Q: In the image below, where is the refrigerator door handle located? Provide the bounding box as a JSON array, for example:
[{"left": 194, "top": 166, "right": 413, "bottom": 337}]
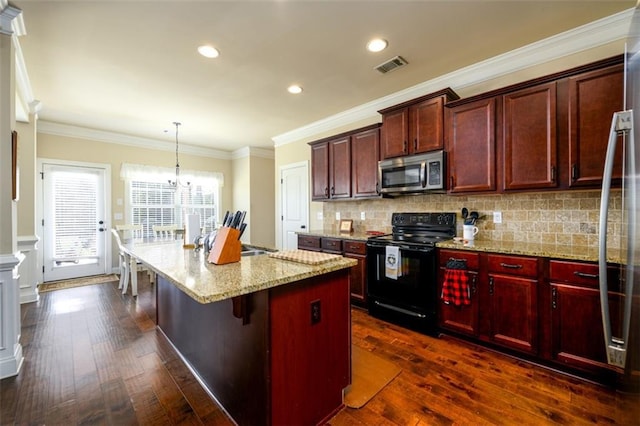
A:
[{"left": 598, "top": 110, "right": 635, "bottom": 369}]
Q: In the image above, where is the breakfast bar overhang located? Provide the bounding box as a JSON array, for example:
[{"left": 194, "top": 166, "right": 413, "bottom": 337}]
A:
[{"left": 124, "top": 240, "right": 357, "bottom": 426}]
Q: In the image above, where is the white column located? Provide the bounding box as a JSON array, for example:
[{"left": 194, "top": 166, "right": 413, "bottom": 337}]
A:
[{"left": 0, "top": 2, "right": 24, "bottom": 379}]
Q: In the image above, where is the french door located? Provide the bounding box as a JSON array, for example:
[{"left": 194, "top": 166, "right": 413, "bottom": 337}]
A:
[{"left": 41, "top": 161, "right": 109, "bottom": 281}]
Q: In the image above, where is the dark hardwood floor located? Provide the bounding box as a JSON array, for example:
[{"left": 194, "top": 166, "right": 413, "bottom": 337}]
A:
[{"left": 1, "top": 273, "right": 638, "bottom": 425}]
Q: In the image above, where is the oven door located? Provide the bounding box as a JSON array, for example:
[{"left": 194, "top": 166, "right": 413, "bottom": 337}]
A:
[{"left": 366, "top": 241, "right": 438, "bottom": 327}]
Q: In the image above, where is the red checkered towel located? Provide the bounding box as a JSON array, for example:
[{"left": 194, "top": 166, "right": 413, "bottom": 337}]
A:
[{"left": 441, "top": 269, "right": 471, "bottom": 306}]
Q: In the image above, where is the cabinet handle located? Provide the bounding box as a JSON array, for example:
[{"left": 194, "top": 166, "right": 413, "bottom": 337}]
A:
[
  {"left": 499, "top": 262, "right": 523, "bottom": 269},
  {"left": 551, "top": 287, "right": 557, "bottom": 309},
  {"left": 571, "top": 164, "right": 578, "bottom": 182},
  {"left": 325, "top": 187, "right": 329, "bottom": 197},
  {"left": 414, "top": 139, "right": 418, "bottom": 151},
  {"left": 574, "top": 271, "right": 598, "bottom": 279},
  {"left": 450, "top": 175, "right": 454, "bottom": 189},
  {"left": 403, "top": 140, "right": 408, "bottom": 153},
  {"left": 331, "top": 186, "right": 335, "bottom": 196},
  {"left": 375, "top": 182, "right": 380, "bottom": 194},
  {"left": 489, "top": 277, "right": 494, "bottom": 295},
  {"left": 448, "top": 257, "right": 468, "bottom": 263},
  {"left": 551, "top": 165, "right": 556, "bottom": 182},
  {"left": 471, "top": 274, "right": 477, "bottom": 294}
]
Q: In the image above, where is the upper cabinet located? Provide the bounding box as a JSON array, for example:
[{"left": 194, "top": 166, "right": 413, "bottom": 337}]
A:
[
  {"left": 445, "top": 55, "right": 623, "bottom": 194},
  {"left": 565, "top": 63, "right": 624, "bottom": 188},
  {"left": 309, "top": 124, "right": 381, "bottom": 201},
  {"left": 503, "top": 82, "right": 558, "bottom": 191},
  {"left": 445, "top": 97, "right": 497, "bottom": 193},
  {"left": 379, "top": 88, "right": 459, "bottom": 159}
]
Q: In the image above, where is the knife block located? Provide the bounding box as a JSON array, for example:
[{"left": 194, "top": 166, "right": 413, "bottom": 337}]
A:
[{"left": 208, "top": 227, "right": 241, "bottom": 265}]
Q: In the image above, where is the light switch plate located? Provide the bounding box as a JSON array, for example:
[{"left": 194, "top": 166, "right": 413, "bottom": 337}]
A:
[
  {"left": 360, "top": 211, "right": 366, "bottom": 220},
  {"left": 316, "top": 211, "right": 323, "bottom": 220},
  {"left": 493, "top": 211, "right": 502, "bottom": 224},
  {"left": 114, "top": 212, "right": 123, "bottom": 220},
  {"left": 335, "top": 212, "right": 341, "bottom": 221}
]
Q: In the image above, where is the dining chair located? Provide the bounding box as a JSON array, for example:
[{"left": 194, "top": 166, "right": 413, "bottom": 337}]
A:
[
  {"left": 152, "top": 224, "right": 182, "bottom": 239},
  {"left": 111, "top": 228, "right": 131, "bottom": 294},
  {"left": 115, "top": 224, "right": 143, "bottom": 239}
]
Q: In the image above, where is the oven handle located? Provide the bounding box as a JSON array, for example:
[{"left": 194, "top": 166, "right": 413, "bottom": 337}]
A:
[{"left": 373, "top": 300, "right": 427, "bottom": 319}]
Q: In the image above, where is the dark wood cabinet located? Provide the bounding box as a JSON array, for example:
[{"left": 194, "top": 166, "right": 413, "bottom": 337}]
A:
[
  {"left": 438, "top": 249, "right": 480, "bottom": 337},
  {"left": 351, "top": 126, "right": 381, "bottom": 198},
  {"left": 548, "top": 260, "right": 622, "bottom": 376},
  {"left": 297, "top": 234, "right": 321, "bottom": 251},
  {"left": 445, "top": 97, "right": 497, "bottom": 193},
  {"left": 310, "top": 143, "right": 330, "bottom": 200},
  {"left": 310, "top": 136, "right": 350, "bottom": 200},
  {"left": 566, "top": 63, "right": 624, "bottom": 188},
  {"left": 487, "top": 254, "right": 539, "bottom": 355},
  {"left": 503, "top": 82, "right": 558, "bottom": 191},
  {"left": 297, "top": 234, "right": 368, "bottom": 306},
  {"left": 309, "top": 124, "right": 380, "bottom": 201},
  {"left": 343, "top": 240, "right": 368, "bottom": 306},
  {"left": 379, "top": 88, "right": 458, "bottom": 159}
]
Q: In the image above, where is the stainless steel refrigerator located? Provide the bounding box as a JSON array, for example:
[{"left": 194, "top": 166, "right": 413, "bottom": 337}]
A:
[{"left": 598, "top": 0, "right": 640, "bottom": 388}]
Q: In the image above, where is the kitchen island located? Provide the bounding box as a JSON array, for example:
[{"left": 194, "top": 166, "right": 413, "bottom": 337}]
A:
[{"left": 124, "top": 240, "right": 357, "bottom": 426}]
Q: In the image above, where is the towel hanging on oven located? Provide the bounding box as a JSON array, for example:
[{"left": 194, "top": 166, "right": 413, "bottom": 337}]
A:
[
  {"left": 385, "top": 245, "right": 401, "bottom": 280},
  {"left": 441, "top": 258, "right": 471, "bottom": 306}
]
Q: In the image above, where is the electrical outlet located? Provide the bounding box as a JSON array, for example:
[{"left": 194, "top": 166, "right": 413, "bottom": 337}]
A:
[
  {"left": 361, "top": 211, "right": 366, "bottom": 220},
  {"left": 493, "top": 211, "right": 503, "bottom": 224},
  {"left": 316, "top": 211, "right": 323, "bottom": 221},
  {"left": 114, "top": 212, "right": 123, "bottom": 220},
  {"left": 310, "top": 300, "right": 321, "bottom": 325},
  {"left": 335, "top": 212, "right": 341, "bottom": 221}
]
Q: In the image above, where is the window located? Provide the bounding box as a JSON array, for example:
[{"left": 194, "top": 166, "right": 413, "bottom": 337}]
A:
[{"left": 120, "top": 163, "right": 223, "bottom": 238}]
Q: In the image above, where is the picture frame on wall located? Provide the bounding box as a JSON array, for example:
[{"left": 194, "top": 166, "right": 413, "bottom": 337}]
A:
[{"left": 11, "top": 130, "right": 18, "bottom": 201}]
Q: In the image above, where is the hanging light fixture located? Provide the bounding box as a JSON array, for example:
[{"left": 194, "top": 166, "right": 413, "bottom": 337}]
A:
[{"left": 168, "top": 121, "right": 190, "bottom": 188}]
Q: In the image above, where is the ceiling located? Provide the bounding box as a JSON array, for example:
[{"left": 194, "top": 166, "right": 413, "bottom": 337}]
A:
[{"left": 12, "top": 0, "right": 636, "bottom": 153}]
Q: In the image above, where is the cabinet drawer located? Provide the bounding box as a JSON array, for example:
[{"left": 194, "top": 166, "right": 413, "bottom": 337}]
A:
[
  {"left": 343, "top": 240, "right": 366, "bottom": 255},
  {"left": 549, "top": 260, "right": 619, "bottom": 290},
  {"left": 321, "top": 238, "right": 343, "bottom": 253},
  {"left": 487, "top": 254, "right": 538, "bottom": 278},
  {"left": 297, "top": 235, "right": 321, "bottom": 251},
  {"left": 438, "top": 249, "right": 479, "bottom": 270}
]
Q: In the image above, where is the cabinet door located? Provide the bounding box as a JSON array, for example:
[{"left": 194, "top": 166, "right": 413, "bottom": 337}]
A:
[
  {"left": 410, "top": 96, "right": 444, "bottom": 153},
  {"left": 438, "top": 250, "right": 480, "bottom": 337},
  {"left": 445, "top": 97, "right": 497, "bottom": 193},
  {"left": 329, "top": 137, "right": 351, "bottom": 199},
  {"left": 567, "top": 64, "right": 624, "bottom": 187},
  {"left": 550, "top": 283, "right": 610, "bottom": 372},
  {"left": 351, "top": 127, "right": 380, "bottom": 198},
  {"left": 489, "top": 274, "right": 538, "bottom": 354},
  {"left": 503, "top": 82, "right": 558, "bottom": 190},
  {"left": 344, "top": 240, "right": 367, "bottom": 305},
  {"left": 381, "top": 108, "right": 409, "bottom": 159},
  {"left": 311, "top": 143, "right": 329, "bottom": 200},
  {"left": 298, "top": 234, "right": 321, "bottom": 251}
]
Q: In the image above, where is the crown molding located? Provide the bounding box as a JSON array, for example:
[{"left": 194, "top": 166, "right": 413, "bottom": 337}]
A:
[
  {"left": 272, "top": 7, "right": 633, "bottom": 147},
  {"left": 231, "top": 146, "right": 275, "bottom": 160},
  {"left": 37, "top": 120, "right": 233, "bottom": 160}
]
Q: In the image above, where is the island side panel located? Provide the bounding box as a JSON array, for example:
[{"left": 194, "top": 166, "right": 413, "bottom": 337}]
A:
[
  {"left": 269, "top": 270, "right": 351, "bottom": 425},
  {"left": 156, "top": 276, "right": 269, "bottom": 426}
]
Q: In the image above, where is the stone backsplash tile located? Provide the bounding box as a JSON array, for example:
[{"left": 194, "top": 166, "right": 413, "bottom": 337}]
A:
[{"left": 321, "top": 190, "right": 622, "bottom": 248}]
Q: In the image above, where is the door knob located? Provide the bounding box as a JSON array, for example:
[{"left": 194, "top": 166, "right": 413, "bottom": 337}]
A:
[{"left": 300, "top": 225, "right": 306, "bottom": 229}]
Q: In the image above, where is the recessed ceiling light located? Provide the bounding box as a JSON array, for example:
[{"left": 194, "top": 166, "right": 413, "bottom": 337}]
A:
[
  {"left": 288, "top": 85, "right": 303, "bottom": 94},
  {"left": 367, "top": 38, "right": 388, "bottom": 53},
  {"left": 198, "top": 45, "right": 219, "bottom": 58}
]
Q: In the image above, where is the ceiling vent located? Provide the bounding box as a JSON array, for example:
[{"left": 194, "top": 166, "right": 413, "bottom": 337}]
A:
[{"left": 374, "top": 56, "right": 408, "bottom": 74}]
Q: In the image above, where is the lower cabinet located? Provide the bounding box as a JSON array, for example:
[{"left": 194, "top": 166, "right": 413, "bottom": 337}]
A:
[
  {"left": 438, "top": 248, "right": 638, "bottom": 383},
  {"left": 297, "top": 234, "right": 367, "bottom": 306},
  {"left": 438, "top": 249, "right": 480, "bottom": 337},
  {"left": 487, "top": 254, "right": 539, "bottom": 355}
]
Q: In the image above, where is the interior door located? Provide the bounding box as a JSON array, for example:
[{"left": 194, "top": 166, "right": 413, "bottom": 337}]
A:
[
  {"left": 280, "top": 162, "right": 308, "bottom": 250},
  {"left": 42, "top": 162, "right": 108, "bottom": 281}
]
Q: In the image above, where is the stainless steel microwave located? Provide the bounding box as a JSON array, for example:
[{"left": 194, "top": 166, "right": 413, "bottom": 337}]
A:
[{"left": 378, "top": 150, "right": 445, "bottom": 194}]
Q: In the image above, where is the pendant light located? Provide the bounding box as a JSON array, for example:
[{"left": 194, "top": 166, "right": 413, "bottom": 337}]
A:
[{"left": 168, "top": 121, "right": 190, "bottom": 188}]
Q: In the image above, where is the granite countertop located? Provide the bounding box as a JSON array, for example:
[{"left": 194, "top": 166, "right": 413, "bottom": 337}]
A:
[
  {"left": 123, "top": 240, "right": 357, "bottom": 304},
  {"left": 437, "top": 239, "right": 624, "bottom": 264}
]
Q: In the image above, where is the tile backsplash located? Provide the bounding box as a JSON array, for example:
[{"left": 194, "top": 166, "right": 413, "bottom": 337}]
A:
[{"left": 321, "top": 190, "right": 623, "bottom": 248}]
